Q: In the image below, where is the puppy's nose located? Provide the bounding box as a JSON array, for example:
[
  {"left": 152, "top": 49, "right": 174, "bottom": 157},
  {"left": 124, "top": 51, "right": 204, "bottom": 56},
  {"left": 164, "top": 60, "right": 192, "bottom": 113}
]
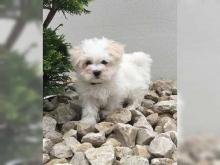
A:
[{"left": 93, "top": 70, "right": 101, "bottom": 77}]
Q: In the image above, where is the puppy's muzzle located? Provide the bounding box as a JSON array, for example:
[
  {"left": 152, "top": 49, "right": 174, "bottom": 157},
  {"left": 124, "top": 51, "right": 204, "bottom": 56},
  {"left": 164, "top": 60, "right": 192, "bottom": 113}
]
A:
[{"left": 93, "top": 70, "right": 101, "bottom": 78}]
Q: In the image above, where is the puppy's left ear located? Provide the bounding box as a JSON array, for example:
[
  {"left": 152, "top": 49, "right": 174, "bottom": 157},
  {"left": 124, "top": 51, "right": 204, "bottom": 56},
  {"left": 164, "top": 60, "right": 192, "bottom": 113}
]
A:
[{"left": 107, "top": 41, "right": 125, "bottom": 60}]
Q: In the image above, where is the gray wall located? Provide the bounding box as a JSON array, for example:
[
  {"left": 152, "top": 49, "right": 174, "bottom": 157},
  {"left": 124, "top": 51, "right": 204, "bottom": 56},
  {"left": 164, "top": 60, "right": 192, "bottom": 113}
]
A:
[
  {"left": 50, "top": 0, "right": 177, "bottom": 80},
  {"left": 178, "top": 0, "right": 220, "bottom": 137}
]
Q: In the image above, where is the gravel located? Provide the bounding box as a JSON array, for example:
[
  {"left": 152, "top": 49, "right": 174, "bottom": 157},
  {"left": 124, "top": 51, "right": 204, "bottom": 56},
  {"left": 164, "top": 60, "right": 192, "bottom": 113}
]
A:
[{"left": 43, "top": 80, "right": 177, "bottom": 164}]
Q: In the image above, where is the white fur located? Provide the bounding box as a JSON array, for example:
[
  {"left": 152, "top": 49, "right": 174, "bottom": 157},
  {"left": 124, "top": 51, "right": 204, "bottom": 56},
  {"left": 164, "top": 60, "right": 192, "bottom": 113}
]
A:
[{"left": 70, "top": 37, "right": 152, "bottom": 124}]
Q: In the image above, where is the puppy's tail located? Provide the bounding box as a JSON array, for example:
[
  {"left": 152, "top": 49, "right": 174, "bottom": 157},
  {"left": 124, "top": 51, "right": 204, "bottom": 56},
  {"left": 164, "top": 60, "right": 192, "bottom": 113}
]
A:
[
  {"left": 131, "top": 52, "right": 152, "bottom": 68},
  {"left": 127, "top": 51, "right": 152, "bottom": 82}
]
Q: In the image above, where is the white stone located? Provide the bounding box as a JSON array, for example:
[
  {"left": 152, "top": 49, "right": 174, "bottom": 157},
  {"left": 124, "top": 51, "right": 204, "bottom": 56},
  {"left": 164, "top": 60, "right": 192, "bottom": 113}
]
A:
[
  {"left": 133, "top": 145, "right": 151, "bottom": 159},
  {"left": 63, "top": 129, "right": 77, "bottom": 139},
  {"left": 95, "top": 122, "right": 115, "bottom": 135},
  {"left": 153, "top": 100, "right": 177, "bottom": 114},
  {"left": 43, "top": 138, "right": 54, "bottom": 154},
  {"left": 50, "top": 142, "right": 73, "bottom": 158},
  {"left": 106, "top": 108, "right": 132, "bottom": 124},
  {"left": 43, "top": 153, "right": 50, "bottom": 164},
  {"left": 43, "top": 116, "right": 57, "bottom": 135},
  {"left": 70, "top": 152, "right": 89, "bottom": 165},
  {"left": 136, "top": 128, "right": 156, "bottom": 145},
  {"left": 151, "top": 158, "right": 175, "bottom": 165},
  {"left": 81, "top": 132, "right": 106, "bottom": 147},
  {"left": 120, "top": 156, "right": 149, "bottom": 165},
  {"left": 114, "top": 123, "right": 138, "bottom": 147},
  {"left": 85, "top": 145, "right": 115, "bottom": 165},
  {"left": 149, "top": 136, "right": 176, "bottom": 158},
  {"left": 115, "top": 146, "right": 133, "bottom": 159},
  {"left": 45, "top": 130, "right": 63, "bottom": 143}
]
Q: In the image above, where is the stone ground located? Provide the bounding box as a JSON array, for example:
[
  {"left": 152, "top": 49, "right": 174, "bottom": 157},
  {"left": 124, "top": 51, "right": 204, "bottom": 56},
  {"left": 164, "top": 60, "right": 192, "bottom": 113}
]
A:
[{"left": 43, "top": 80, "right": 177, "bottom": 165}]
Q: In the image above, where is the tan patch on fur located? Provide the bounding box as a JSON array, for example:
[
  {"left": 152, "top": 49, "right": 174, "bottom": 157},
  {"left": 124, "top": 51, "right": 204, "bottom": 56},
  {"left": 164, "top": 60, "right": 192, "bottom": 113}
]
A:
[
  {"left": 107, "top": 41, "right": 124, "bottom": 61},
  {"left": 69, "top": 46, "right": 83, "bottom": 68}
]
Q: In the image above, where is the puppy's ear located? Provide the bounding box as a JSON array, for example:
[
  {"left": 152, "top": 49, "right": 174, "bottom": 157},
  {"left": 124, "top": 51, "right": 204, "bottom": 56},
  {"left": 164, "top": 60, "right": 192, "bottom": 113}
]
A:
[
  {"left": 69, "top": 46, "right": 83, "bottom": 69},
  {"left": 107, "top": 41, "right": 125, "bottom": 61}
]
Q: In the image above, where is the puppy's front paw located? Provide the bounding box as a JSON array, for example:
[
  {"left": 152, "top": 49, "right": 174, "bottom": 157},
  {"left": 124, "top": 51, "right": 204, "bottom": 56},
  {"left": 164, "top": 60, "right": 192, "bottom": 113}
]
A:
[{"left": 80, "top": 116, "right": 97, "bottom": 125}]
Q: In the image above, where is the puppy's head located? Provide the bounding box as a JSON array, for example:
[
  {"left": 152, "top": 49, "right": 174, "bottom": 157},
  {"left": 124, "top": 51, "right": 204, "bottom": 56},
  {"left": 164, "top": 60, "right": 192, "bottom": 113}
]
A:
[{"left": 70, "top": 38, "right": 124, "bottom": 84}]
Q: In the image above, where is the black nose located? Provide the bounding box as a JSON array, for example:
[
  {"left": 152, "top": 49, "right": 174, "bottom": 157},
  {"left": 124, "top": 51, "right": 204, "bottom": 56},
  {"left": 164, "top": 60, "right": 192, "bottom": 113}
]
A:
[{"left": 93, "top": 70, "right": 101, "bottom": 77}]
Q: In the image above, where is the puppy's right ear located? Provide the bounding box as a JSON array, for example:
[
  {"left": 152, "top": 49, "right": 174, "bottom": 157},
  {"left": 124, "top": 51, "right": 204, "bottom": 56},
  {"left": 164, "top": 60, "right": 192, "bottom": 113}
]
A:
[{"left": 69, "top": 46, "right": 83, "bottom": 69}]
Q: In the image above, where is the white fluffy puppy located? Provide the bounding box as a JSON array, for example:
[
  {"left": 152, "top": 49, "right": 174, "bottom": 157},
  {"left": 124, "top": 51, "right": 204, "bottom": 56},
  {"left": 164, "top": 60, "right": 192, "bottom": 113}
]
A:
[{"left": 70, "top": 37, "right": 152, "bottom": 124}]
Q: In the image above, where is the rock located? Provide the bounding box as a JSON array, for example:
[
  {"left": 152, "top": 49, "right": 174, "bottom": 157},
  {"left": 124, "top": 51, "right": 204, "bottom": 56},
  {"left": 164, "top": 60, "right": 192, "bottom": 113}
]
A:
[
  {"left": 130, "top": 109, "right": 145, "bottom": 122},
  {"left": 50, "top": 142, "right": 73, "bottom": 158},
  {"left": 157, "top": 116, "right": 173, "bottom": 127},
  {"left": 142, "top": 99, "right": 155, "bottom": 109},
  {"left": 115, "top": 146, "right": 133, "bottom": 159},
  {"left": 169, "top": 95, "right": 177, "bottom": 101},
  {"left": 81, "top": 132, "right": 106, "bottom": 147},
  {"left": 113, "top": 160, "right": 120, "bottom": 165},
  {"left": 43, "top": 138, "right": 54, "bottom": 154},
  {"left": 102, "top": 138, "right": 122, "bottom": 147},
  {"left": 171, "top": 150, "right": 177, "bottom": 161},
  {"left": 133, "top": 145, "right": 151, "bottom": 159},
  {"left": 120, "top": 155, "right": 149, "bottom": 165},
  {"left": 158, "top": 96, "right": 171, "bottom": 101},
  {"left": 146, "top": 113, "right": 159, "bottom": 126},
  {"left": 64, "top": 90, "right": 79, "bottom": 100},
  {"left": 106, "top": 108, "right": 132, "bottom": 124},
  {"left": 70, "top": 152, "right": 89, "bottom": 165},
  {"left": 149, "top": 136, "right": 176, "bottom": 158},
  {"left": 63, "top": 129, "right": 77, "bottom": 139},
  {"left": 165, "top": 131, "right": 177, "bottom": 146},
  {"left": 62, "top": 121, "right": 78, "bottom": 133},
  {"left": 43, "top": 96, "right": 58, "bottom": 111},
  {"left": 85, "top": 145, "right": 115, "bottom": 165},
  {"left": 144, "top": 90, "right": 159, "bottom": 103},
  {"left": 55, "top": 103, "right": 76, "bottom": 124},
  {"left": 163, "top": 119, "right": 177, "bottom": 132},
  {"left": 45, "top": 158, "right": 67, "bottom": 165},
  {"left": 142, "top": 108, "right": 155, "bottom": 117},
  {"left": 136, "top": 128, "right": 155, "bottom": 145},
  {"left": 43, "top": 153, "right": 50, "bottom": 164},
  {"left": 114, "top": 123, "right": 138, "bottom": 147},
  {"left": 173, "top": 113, "right": 177, "bottom": 120},
  {"left": 152, "top": 80, "right": 175, "bottom": 96},
  {"left": 151, "top": 158, "right": 174, "bottom": 165},
  {"left": 74, "top": 142, "right": 94, "bottom": 153},
  {"left": 95, "top": 122, "right": 115, "bottom": 135},
  {"left": 155, "top": 126, "right": 163, "bottom": 134},
  {"left": 77, "top": 122, "right": 95, "bottom": 137},
  {"left": 63, "top": 137, "right": 80, "bottom": 153},
  {"left": 43, "top": 116, "right": 57, "bottom": 135},
  {"left": 133, "top": 116, "right": 153, "bottom": 131},
  {"left": 153, "top": 100, "right": 177, "bottom": 114},
  {"left": 45, "top": 130, "right": 63, "bottom": 143}
]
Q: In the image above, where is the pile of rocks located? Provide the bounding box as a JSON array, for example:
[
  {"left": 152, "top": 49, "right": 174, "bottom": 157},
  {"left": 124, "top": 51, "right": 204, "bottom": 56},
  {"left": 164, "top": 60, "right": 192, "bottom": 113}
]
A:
[{"left": 43, "top": 80, "right": 177, "bottom": 165}]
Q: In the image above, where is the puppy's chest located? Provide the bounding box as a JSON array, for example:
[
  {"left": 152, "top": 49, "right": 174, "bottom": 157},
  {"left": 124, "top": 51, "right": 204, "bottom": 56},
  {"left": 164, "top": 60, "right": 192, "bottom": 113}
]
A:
[{"left": 83, "top": 86, "right": 114, "bottom": 104}]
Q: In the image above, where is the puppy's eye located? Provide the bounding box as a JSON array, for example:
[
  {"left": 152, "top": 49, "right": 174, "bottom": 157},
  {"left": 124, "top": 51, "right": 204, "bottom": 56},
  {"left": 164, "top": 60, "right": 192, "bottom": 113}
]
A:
[
  {"left": 85, "top": 60, "right": 92, "bottom": 66},
  {"left": 101, "top": 60, "right": 108, "bottom": 65}
]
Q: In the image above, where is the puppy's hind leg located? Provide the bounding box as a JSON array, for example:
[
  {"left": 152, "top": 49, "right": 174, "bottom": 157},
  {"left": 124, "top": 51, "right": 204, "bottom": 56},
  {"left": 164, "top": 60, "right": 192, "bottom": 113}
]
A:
[
  {"left": 100, "top": 96, "right": 122, "bottom": 120},
  {"left": 127, "top": 91, "right": 146, "bottom": 112}
]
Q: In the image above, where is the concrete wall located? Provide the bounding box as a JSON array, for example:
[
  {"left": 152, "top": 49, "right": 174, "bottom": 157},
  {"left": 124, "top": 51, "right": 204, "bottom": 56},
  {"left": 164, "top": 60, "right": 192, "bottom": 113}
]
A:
[{"left": 50, "top": 0, "right": 177, "bottom": 79}]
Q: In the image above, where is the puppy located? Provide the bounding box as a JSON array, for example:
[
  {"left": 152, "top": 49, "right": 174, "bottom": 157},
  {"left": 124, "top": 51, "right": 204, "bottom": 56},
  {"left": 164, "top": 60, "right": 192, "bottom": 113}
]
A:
[{"left": 70, "top": 37, "right": 152, "bottom": 124}]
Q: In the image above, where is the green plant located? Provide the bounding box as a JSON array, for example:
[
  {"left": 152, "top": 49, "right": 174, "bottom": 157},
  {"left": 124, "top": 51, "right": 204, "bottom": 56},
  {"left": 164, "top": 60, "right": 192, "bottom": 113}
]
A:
[
  {"left": 43, "top": 0, "right": 93, "bottom": 96},
  {"left": 43, "top": 0, "right": 92, "bottom": 28},
  {"left": 43, "top": 28, "right": 72, "bottom": 96}
]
